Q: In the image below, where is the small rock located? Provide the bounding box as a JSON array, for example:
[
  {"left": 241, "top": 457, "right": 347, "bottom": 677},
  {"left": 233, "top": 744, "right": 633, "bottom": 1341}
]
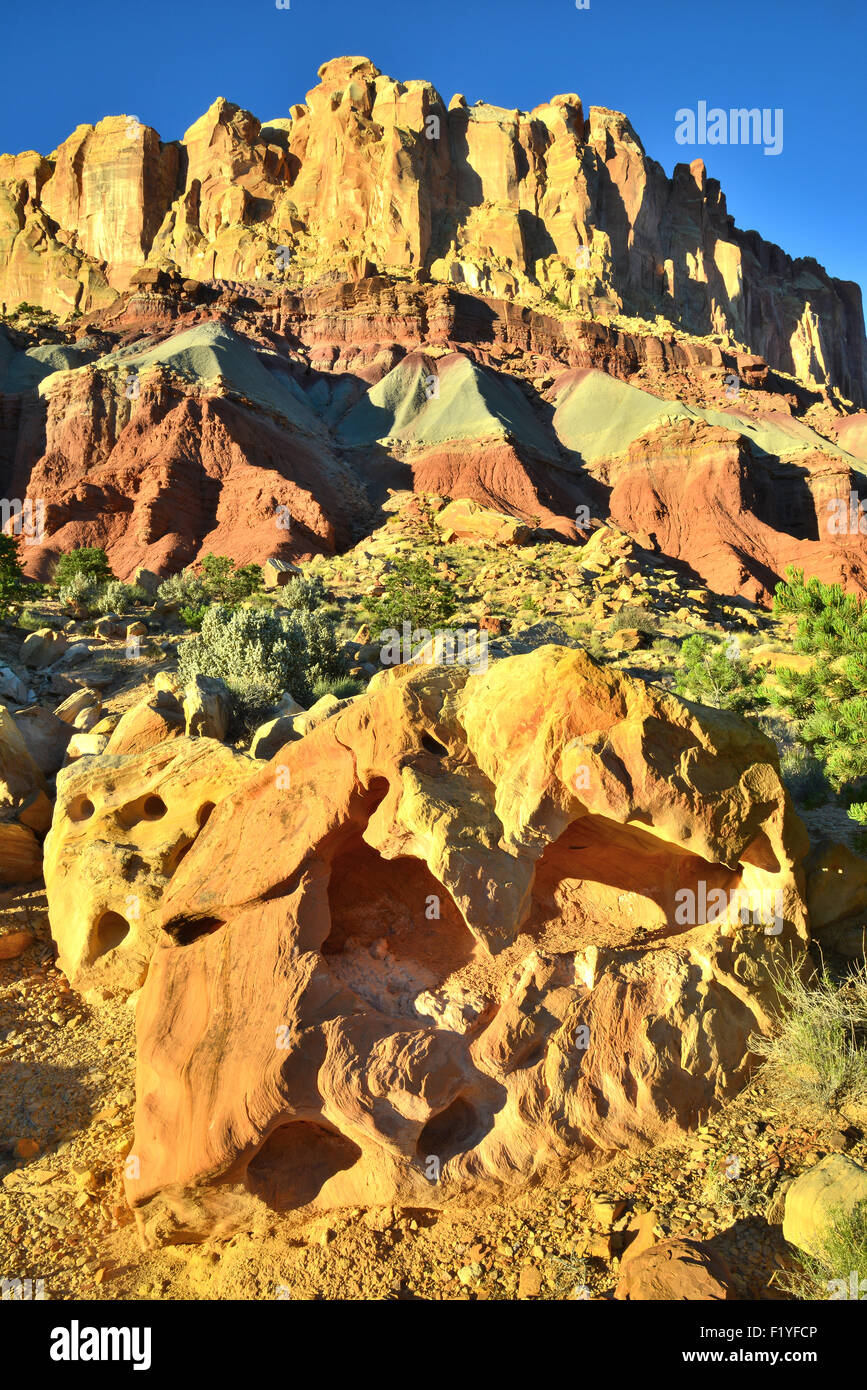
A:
[{"left": 518, "top": 1265, "right": 542, "bottom": 1299}]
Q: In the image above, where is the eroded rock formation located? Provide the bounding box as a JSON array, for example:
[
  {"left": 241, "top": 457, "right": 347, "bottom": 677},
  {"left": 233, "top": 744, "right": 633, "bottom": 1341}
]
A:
[
  {"left": 2, "top": 56, "right": 864, "bottom": 401},
  {"left": 123, "top": 646, "right": 810, "bottom": 1245},
  {"left": 44, "top": 736, "right": 256, "bottom": 998}
]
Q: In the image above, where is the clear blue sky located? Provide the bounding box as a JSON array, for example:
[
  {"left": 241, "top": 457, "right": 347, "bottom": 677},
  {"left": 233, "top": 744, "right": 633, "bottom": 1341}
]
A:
[{"left": 3, "top": 0, "right": 864, "bottom": 306}]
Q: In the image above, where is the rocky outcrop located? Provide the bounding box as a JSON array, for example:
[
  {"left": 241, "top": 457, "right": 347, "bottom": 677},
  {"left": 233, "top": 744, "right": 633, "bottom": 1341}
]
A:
[
  {"left": 44, "top": 736, "right": 256, "bottom": 998},
  {"left": 124, "top": 646, "right": 810, "bottom": 1245},
  {"left": 1, "top": 56, "right": 864, "bottom": 401}
]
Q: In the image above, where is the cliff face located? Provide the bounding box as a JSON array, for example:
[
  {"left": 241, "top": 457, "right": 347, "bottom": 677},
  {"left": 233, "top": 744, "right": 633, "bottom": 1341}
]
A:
[{"left": 1, "top": 55, "right": 865, "bottom": 403}]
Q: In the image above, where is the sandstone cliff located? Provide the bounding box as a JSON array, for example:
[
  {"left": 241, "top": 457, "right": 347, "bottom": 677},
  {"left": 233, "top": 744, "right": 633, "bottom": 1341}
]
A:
[{"left": 1, "top": 55, "right": 864, "bottom": 402}]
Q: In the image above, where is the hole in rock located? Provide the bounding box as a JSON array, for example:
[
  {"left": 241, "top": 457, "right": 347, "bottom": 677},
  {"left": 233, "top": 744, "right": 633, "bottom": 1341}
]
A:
[
  {"left": 164, "top": 914, "right": 225, "bottom": 947},
  {"left": 116, "top": 793, "right": 168, "bottom": 830},
  {"left": 93, "top": 910, "right": 130, "bottom": 958},
  {"left": 69, "top": 796, "right": 95, "bottom": 822},
  {"left": 244, "top": 1121, "right": 362, "bottom": 1211},
  {"left": 421, "top": 733, "right": 449, "bottom": 758},
  {"left": 323, "top": 833, "right": 476, "bottom": 1016},
  {"left": 165, "top": 837, "right": 195, "bottom": 875},
  {"left": 417, "top": 1096, "right": 486, "bottom": 1165},
  {"left": 529, "top": 812, "right": 744, "bottom": 950},
  {"left": 196, "top": 801, "right": 216, "bottom": 829}
]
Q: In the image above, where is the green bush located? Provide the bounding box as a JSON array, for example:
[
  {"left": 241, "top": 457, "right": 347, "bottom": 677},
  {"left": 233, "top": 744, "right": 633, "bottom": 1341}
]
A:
[
  {"left": 674, "top": 633, "right": 766, "bottom": 714},
  {"left": 179, "top": 603, "right": 207, "bottom": 631},
  {"left": 177, "top": 603, "right": 347, "bottom": 713},
  {"left": 157, "top": 570, "right": 209, "bottom": 610},
  {"left": 91, "top": 580, "right": 144, "bottom": 615},
  {"left": 609, "top": 605, "right": 659, "bottom": 636},
  {"left": 0, "top": 533, "right": 26, "bottom": 621},
  {"left": 157, "top": 555, "right": 263, "bottom": 616},
  {"left": 58, "top": 572, "right": 142, "bottom": 616},
  {"left": 768, "top": 567, "right": 867, "bottom": 816},
  {"left": 53, "top": 546, "right": 113, "bottom": 589},
  {"left": 364, "top": 554, "right": 456, "bottom": 634},
  {"left": 749, "top": 961, "right": 867, "bottom": 1113},
  {"left": 280, "top": 574, "right": 327, "bottom": 612},
  {"left": 198, "top": 554, "right": 263, "bottom": 604},
  {"left": 58, "top": 572, "right": 102, "bottom": 611}
]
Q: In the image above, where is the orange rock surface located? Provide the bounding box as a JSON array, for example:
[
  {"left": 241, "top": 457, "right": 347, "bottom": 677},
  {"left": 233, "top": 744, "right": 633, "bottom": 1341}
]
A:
[{"left": 124, "top": 646, "right": 810, "bottom": 1245}]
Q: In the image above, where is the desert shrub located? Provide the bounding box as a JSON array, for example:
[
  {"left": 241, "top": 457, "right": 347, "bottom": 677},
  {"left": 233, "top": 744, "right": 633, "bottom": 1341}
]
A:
[
  {"left": 749, "top": 961, "right": 867, "bottom": 1113},
  {"left": 53, "top": 546, "right": 113, "bottom": 589},
  {"left": 364, "top": 554, "right": 456, "bottom": 634},
  {"left": 674, "top": 633, "right": 766, "bottom": 713},
  {"left": 58, "top": 572, "right": 102, "bottom": 611},
  {"left": 157, "top": 570, "right": 209, "bottom": 610},
  {"left": 768, "top": 567, "right": 867, "bottom": 816},
  {"left": 179, "top": 603, "right": 207, "bottom": 631},
  {"left": 0, "top": 533, "right": 26, "bottom": 621},
  {"left": 778, "top": 1202, "right": 867, "bottom": 1300},
  {"left": 280, "top": 573, "right": 327, "bottom": 612},
  {"left": 293, "top": 608, "right": 349, "bottom": 690},
  {"left": 198, "top": 554, "right": 264, "bottom": 604},
  {"left": 16, "top": 607, "right": 45, "bottom": 632},
  {"left": 91, "top": 580, "right": 144, "bottom": 615},
  {"left": 177, "top": 603, "right": 347, "bottom": 712},
  {"left": 701, "top": 1162, "right": 772, "bottom": 1217},
  {"left": 609, "top": 605, "right": 659, "bottom": 636},
  {"left": 310, "top": 674, "right": 365, "bottom": 702},
  {"left": 9, "top": 301, "right": 55, "bottom": 322},
  {"left": 157, "top": 557, "right": 263, "bottom": 613}
]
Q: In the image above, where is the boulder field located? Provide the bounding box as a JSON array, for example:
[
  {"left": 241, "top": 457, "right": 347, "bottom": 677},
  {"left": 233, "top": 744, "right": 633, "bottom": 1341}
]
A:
[{"left": 36, "top": 645, "right": 814, "bottom": 1245}]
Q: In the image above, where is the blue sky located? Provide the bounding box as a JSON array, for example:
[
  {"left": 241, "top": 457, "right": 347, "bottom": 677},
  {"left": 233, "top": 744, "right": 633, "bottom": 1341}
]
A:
[{"left": 3, "top": 0, "right": 864, "bottom": 306}]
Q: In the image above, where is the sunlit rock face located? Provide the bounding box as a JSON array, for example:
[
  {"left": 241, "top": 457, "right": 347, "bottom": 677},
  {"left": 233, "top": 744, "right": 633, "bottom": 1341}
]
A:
[
  {"left": 1, "top": 54, "right": 865, "bottom": 402},
  {"left": 123, "top": 647, "right": 810, "bottom": 1246}
]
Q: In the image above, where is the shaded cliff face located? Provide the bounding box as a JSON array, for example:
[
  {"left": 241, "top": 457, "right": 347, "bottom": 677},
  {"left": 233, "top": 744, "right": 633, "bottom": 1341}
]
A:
[{"left": 0, "top": 54, "right": 865, "bottom": 403}]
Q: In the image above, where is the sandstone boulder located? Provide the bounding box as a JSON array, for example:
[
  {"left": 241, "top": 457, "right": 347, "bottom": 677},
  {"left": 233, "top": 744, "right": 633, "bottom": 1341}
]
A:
[
  {"left": 54, "top": 688, "right": 102, "bottom": 725},
  {"left": 0, "top": 667, "right": 29, "bottom": 703},
  {"left": 614, "top": 1237, "right": 735, "bottom": 1300},
  {"left": 782, "top": 1155, "right": 867, "bottom": 1259},
  {"left": 44, "top": 737, "right": 257, "bottom": 998},
  {"left": 105, "top": 692, "right": 185, "bottom": 757},
  {"left": 805, "top": 840, "right": 867, "bottom": 958},
  {"left": 20, "top": 628, "right": 68, "bottom": 669},
  {"left": 0, "top": 704, "right": 48, "bottom": 813},
  {"left": 250, "top": 714, "right": 299, "bottom": 760},
  {"left": 124, "top": 645, "right": 810, "bottom": 1245},
  {"left": 65, "top": 732, "right": 109, "bottom": 760},
  {"left": 134, "top": 568, "right": 161, "bottom": 598},
  {"left": 182, "top": 675, "right": 232, "bottom": 742},
  {"left": 0, "top": 822, "right": 42, "bottom": 885},
  {"left": 434, "top": 498, "right": 532, "bottom": 547},
  {"left": 12, "top": 705, "right": 73, "bottom": 776}
]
